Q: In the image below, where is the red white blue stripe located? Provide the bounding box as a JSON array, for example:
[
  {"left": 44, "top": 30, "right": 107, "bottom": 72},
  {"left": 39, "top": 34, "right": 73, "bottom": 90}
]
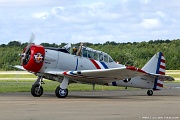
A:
[{"left": 90, "top": 58, "right": 109, "bottom": 69}]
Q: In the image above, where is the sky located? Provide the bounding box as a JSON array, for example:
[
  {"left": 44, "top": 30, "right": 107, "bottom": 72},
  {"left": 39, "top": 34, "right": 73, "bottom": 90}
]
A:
[{"left": 0, "top": 0, "right": 180, "bottom": 45}]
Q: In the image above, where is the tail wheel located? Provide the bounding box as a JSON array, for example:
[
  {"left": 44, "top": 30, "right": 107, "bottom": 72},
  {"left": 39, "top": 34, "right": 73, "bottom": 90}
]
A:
[
  {"left": 31, "top": 84, "right": 43, "bottom": 97},
  {"left": 55, "top": 86, "right": 68, "bottom": 98},
  {"left": 147, "top": 90, "right": 153, "bottom": 96}
]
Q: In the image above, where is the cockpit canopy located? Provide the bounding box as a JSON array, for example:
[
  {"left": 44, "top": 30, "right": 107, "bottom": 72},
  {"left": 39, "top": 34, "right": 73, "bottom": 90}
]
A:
[
  {"left": 81, "top": 46, "right": 114, "bottom": 63},
  {"left": 62, "top": 43, "right": 114, "bottom": 63}
]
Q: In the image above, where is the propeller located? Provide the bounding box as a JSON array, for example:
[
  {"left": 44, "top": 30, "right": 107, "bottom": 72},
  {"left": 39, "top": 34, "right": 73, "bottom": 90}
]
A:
[
  {"left": 25, "top": 33, "right": 35, "bottom": 53},
  {"left": 21, "top": 33, "right": 35, "bottom": 65}
]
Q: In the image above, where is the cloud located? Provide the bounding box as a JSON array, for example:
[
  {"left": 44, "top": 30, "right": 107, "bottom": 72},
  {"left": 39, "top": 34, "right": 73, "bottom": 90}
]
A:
[
  {"left": 32, "top": 12, "right": 49, "bottom": 19},
  {"left": 156, "top": 11, "right": 166, "bottom": 18},
  {"left": 0, "top": 0, "right": 55, "bottom": 7},
  {"left": 0, "top": 0, "right": 180, "bottom": 45},
  {"left": 139, "top": 0, "right": 151, "bottom": 4},
  {"left": 71, "top": 34, "right": 115, "bottom": 43},
  {"left": 140, "top": 18, "right": 161, "bottom": 29},
  {"left": 50, "top": 2, "right": 122, "bottom": 24}
]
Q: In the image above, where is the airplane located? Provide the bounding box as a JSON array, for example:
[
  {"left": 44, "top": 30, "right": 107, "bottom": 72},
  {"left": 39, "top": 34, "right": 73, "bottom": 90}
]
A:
[{"left": 15, "top": 33, "right": 174, "bottom": 98}]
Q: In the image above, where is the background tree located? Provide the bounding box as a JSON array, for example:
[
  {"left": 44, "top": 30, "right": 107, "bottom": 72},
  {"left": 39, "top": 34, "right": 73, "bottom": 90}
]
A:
[{"left": 0, "top": 39, "right": 179, "bottom": 70}]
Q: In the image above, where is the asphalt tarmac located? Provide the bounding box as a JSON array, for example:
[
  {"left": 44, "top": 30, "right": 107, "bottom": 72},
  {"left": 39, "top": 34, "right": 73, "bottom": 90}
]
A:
[{"left": 0, "top": 89, "right": 180, "bottom": 120}]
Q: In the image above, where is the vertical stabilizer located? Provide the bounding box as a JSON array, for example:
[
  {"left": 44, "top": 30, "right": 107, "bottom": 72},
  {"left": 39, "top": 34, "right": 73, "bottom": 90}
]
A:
[
  {"left": 142, "top": 52, "right": 165, "bottom": 74},
  {"left": 142, "top": 52, "right": 166, "bottom": 90}
]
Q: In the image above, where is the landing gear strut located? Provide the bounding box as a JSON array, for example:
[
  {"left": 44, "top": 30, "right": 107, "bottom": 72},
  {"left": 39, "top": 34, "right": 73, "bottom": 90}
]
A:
[
  {"left": 147, "top": 90, "right": 153, "bottom": 96},
  {"left": 55, "top": 77, "right": 69, "bottom": 98},
  {"left": 31, "top": 76, "right": 44, "bottom": 97}
]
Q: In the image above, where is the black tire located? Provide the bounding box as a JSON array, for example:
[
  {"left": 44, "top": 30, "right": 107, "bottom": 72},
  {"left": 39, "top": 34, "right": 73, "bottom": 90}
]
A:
[
  {"left": 147, "top": 90, "right": 153, "bottom": 96},
  {"left": 31, "top": 84, "right": 43, "bottom": 97},
  {"left": 55, "top": 86, "right": 68, "bottom": 98}
]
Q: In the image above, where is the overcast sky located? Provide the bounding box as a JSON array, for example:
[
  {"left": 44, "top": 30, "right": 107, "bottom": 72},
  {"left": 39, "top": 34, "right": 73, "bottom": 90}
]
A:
[{"left": 0, "top": 0, "right": 180, "bottom": 45}]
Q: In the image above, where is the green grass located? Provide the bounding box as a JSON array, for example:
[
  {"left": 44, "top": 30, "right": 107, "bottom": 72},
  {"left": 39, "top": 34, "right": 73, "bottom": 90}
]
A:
[
  {"left": 166, "top": 70, "right": 180, "bottom": 78},
  {"left": 165, "top": 80, "right": 180, "bottom": 83},
  {"left": 169, "top": 74, "right": 180, "bottom": 78},
  {"left": 0, "top": 74, "right": 36, "bottom": 78},
  {"left": 0, "top": 73, "right": 134, "bottom": 93},
  {"left": 0, "top": 81, "right": 129, "bottom": 93},
  {"left": 0, "top": 81, "right": 56, "bottom": 92},
  {"left": 166, "top": 70, "right": 180, "bottom": 73}
]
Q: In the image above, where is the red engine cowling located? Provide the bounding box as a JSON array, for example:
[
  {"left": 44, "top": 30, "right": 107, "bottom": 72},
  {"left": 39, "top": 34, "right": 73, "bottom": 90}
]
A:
[{"left": 22, "top": 45, "right": 45, "bottom": 73}]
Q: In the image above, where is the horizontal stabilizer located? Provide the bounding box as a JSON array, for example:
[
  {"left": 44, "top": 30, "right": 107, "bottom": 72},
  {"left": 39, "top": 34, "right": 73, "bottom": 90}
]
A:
[{"left": 127, "top": 66, "right": 174, "bottom": 81}]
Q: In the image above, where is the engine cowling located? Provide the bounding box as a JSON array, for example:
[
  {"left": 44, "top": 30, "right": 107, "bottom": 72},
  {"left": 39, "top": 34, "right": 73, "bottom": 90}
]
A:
[{"left": 22, "top": 45, "right": 45, "bottom": 73}]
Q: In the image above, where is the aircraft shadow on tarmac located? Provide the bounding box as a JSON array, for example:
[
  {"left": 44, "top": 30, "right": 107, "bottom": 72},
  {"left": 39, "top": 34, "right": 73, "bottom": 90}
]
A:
[
  {"left": 1, "top": 89, "right": 179, "bottom": 101},
  {"left": 41, "top": 89, "right": 180, "bottom": 100}
]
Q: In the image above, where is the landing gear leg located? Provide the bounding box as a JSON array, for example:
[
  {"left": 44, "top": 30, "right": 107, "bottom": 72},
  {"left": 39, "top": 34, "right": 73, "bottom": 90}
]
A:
[
  {"left": 55, "top": 77, "right": 69, "bottom": 98},
  {"left": 31, "top": 76, "right": 44, "bottom": 97},
  {"left": 147, "top": 90, "right": 153, "bottom": 96}
]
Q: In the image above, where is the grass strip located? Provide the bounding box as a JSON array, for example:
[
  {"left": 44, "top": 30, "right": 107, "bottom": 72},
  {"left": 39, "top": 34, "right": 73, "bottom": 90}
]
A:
[
  {"left": 0, "top": 81, "right": 133, "bottom": 93},
  {"left": 0, "top": 74, "right": 36, "bottom": 78}
]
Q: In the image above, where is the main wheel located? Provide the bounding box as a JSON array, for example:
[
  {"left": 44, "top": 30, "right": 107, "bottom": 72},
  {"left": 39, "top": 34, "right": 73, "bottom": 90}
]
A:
[
  {"left": 55, "top": 86, "right": 68, "bottom": 98},
  {"left": 147, "top": 90, "right": 153, "bottom": 96},
  {"left": 31, "top": 84, "right": 43, "bottom": 97}
]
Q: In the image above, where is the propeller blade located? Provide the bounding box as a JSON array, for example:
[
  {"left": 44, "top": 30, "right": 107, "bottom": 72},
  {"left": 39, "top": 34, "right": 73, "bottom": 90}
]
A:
[
  {"left": 21, "top": 32, "right": 35, "bottom": 65},
  {"left": 25, "top": 32, "right": 35, "bottom": 54}
]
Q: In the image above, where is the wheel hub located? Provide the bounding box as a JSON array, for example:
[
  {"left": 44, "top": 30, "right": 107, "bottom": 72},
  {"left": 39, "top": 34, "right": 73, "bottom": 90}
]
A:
[
  {"left": 59, "top": 89, "right": 67, "bottom": 96},
  {"left": 35, "top": 87, "right": 42, "bottom": 95}
]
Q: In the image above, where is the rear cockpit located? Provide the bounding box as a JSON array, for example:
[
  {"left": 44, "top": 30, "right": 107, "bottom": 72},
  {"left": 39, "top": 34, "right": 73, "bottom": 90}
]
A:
[
  {"left": 80, "top": 46, "right": 114, "bottom": 63},
  {"left": 69, "top": 43, "right": 114, "bottom": 63}
]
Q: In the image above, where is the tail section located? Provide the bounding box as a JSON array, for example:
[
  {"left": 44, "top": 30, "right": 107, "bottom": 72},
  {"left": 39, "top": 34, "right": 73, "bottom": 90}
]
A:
[
  {"left": 142, "top": 52, "right": 165, "bottom": 74},
  {"left": 142, "top": 52, "right": 166, "bottom": 90}
]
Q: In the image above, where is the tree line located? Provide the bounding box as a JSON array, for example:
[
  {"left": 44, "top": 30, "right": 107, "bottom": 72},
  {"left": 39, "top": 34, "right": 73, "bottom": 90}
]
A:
[{"left": 0, "top": 39, "right": 179, "bottom": 71}]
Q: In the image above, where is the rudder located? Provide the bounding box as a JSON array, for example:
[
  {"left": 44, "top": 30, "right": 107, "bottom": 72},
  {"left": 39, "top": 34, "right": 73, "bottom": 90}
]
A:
[{"left": 142, "top": 52, "right": 166, "bottom": 90}]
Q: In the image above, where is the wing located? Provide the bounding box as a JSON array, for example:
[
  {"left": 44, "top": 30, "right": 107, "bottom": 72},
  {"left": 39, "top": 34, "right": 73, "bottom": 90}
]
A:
[
  {"left": 49, "top": 66, "right": 143, "bottom": 84},
  {"left": 51, "top": 66, "right": 174, "bottom": 84}
]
